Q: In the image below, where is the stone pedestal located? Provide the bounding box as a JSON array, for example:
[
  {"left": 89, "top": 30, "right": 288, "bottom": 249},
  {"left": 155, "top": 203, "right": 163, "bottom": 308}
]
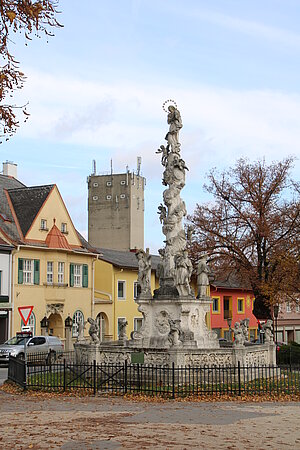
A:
[
  {"left": 129, "top": 294, "right": 218, "bottom": 350},
  {"left": 65, "top": 326, "right": 73, "bottom": 351}
]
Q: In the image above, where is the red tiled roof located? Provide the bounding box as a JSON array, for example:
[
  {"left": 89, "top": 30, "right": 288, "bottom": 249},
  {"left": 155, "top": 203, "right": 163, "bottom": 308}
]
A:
[{"left": 45, "top": 222, "right": 72, "bottom": 250}]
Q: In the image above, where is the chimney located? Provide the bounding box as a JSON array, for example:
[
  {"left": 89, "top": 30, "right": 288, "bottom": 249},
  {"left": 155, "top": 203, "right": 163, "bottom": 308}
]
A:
[{"left": 3, "top": 161, "right": 18, "bottom": 178}]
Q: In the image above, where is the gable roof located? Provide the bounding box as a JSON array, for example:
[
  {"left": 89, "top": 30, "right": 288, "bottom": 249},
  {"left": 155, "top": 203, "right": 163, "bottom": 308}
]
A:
[
  {"left": 97, "top": 247, "right": 160, "bottom": 271},
  {"left": 6, "top": 185, "right": 54, "bottom": 237},
  {"left": 0, "top": 174, "right": 26, "bottom": 242}
]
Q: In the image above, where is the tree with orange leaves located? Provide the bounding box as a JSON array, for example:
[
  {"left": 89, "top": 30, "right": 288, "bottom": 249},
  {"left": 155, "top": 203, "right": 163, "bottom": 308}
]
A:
[
  {"left": 188, "top": 157, "right": 300, "bottom": 319},
  {"left": 0, "top": 0, "right": 62, "bottom": 142}
]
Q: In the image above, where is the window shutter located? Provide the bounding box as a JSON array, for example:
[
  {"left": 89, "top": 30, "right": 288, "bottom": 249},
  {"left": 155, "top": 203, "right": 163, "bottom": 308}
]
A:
[
  {"left": 34, "top": 260, "right": 40, "bottom": 285},
  {"left": 82, "top": 264, "right": 88, "bottom": 288},
  {"left": 70, "top": 263, "right": 74, "bottom": 287},
  {"left": 18, "top": 258, "right": 23, "bottom": 284}
]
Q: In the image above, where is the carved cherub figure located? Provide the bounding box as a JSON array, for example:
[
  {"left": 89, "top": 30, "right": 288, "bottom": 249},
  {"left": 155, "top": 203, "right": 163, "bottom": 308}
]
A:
[
  {"left": 156, "top": 144, "right": 169, "bottom": 166},
  {"left": 233, "top": 322, "right": 245, "bottom": 347},
  {"left": 262, "top": 319, "right": 273, "bottom": 343},
  {"left": 88, "top": 317, "right": 100, "bottom": 344},
  {"left": 118, "top": 319, "right": 128, "bottom": 341},
  {"left": 157, "top": 204, "right": 167, "bottom": 224}
]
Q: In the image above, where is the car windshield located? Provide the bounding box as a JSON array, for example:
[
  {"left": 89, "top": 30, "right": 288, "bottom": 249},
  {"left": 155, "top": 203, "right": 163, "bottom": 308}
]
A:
[{"left": 5, "top": 336, "right": 30, "bottom": 346}]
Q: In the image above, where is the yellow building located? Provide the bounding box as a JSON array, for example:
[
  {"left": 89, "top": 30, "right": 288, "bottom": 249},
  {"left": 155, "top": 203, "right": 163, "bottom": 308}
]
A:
[
  {"left": 94, "top": 248, "right": 159, "bottom": 341},
  {"left": 0, "top": 178, "right": 97, "bottom": 345}
]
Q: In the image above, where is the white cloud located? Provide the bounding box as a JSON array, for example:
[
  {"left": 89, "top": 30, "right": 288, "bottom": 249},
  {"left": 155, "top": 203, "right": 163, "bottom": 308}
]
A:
[{"left": 15, "top": 68, "right": 300, "bottom": 184}]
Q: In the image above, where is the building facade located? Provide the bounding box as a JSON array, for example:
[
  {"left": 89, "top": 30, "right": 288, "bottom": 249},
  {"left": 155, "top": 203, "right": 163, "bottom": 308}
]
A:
[
  {"left": 93, "top": 248, "right": 159, "bottom": 341},
  {"left": 88, "top": 169, "right": 145, "bottom": 251},
  {"left": 0, "top": 164, "right": 98, "bottom": 344},
  {"left": 210, "top": 281, "right": 257, "bottom": 341}
]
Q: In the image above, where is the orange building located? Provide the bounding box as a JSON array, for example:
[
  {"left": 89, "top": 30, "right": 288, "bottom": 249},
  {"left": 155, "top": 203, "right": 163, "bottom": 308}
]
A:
[{"left": 210, "top": 279, "right": 257, "bottom": 341}]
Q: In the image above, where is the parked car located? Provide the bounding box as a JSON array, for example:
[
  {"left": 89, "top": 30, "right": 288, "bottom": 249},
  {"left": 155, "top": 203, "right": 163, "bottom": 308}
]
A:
[{"left": 0, "top": 335, "right": 63, "bottom": 366}]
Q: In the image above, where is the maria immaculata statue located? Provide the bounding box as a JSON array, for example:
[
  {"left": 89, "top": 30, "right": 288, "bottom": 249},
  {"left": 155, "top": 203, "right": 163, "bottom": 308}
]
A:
[{"left": 154, "top": 101, "right": 193, "bottom": 298}]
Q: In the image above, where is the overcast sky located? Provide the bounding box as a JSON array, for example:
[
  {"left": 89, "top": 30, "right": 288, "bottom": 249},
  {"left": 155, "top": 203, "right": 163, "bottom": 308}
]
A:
[{"left": 2, "top": 0, "right": 300, "bottom": 252}]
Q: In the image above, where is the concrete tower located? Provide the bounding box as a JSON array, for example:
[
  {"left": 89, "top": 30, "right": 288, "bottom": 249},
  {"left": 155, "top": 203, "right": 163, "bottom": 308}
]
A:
[{"left": 87, "top": 160, "right": 145, "bottom": 251}]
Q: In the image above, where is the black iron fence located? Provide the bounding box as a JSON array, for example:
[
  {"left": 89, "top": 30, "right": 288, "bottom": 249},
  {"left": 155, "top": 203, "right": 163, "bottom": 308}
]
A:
[
  {"left": 8, "top": 355, "right": 300, "bottom": 398},
  {"left": 276, "top": 344, "right": 300, "bottom": 367}
]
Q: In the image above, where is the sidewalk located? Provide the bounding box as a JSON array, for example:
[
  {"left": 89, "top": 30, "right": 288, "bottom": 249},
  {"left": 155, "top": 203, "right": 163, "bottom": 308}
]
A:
[{"left": 0, "top": 390, "right": 299, "bottom": 449}]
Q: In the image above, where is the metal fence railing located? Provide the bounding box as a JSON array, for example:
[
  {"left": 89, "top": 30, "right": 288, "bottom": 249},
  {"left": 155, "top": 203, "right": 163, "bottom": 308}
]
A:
[
  {"left": 276, "top": 345, "right": 300, "bottom": 367},
  {"left": 9, "top": 356, "right": 300, "bottom": 398}
]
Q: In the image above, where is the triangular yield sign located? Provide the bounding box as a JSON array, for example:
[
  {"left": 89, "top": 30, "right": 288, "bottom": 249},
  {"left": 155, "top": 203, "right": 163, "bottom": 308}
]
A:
[{"left": 18, "top": 306, "right": 34, "bottom": 326}]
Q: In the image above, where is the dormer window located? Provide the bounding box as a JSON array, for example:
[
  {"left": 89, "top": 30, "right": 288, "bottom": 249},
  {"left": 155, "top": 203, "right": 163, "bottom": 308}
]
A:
[
  {"left": 40, "top": 219, "right": 48, "bottom": 230},
  {"left": 61, "top": 223, "right": 68, "bottom": 234}
]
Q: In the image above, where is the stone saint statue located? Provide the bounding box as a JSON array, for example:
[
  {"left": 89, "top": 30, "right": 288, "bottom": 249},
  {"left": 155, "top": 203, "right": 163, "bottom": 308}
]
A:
[
  {"left": 240, "top": 318, "right": 250, "bottom": 342},
  {"left": 88, "top": 317, "right": 100, "bottom": 344},
  {"left": 175, "top": 249, "right": 193, "bottom": 296},
  {"left": 233, "top": 322, "right": 245, "bottom": 347},
  {"left": 262, "top": 319, "right": 273, "bottom": 343},
  {"left": 197, "top": 255, "right": 209, "bottom": 298},
  {"left": 165, "top": 105, "right": 182, "bottom": 152},
  {"left": 136, "top": 248, "right": 151, "bottom": 295},
  {"left": 118, "top": 319, "right": 128, "bottom": 342}
]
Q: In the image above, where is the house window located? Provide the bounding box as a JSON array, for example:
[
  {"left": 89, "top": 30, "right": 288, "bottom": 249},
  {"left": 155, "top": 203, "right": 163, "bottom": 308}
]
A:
[
  {"left": 18, "top": 258, "right": 39, "bottom": 285},
  {"left": 117, "top": 317, "right": 126, "bottom": 338},
  {"left": 70, "top": 264, "right": 88, "bottom": 288},
  {"left": 296, "top": 301, "right": 300, "bottom": 313},
  {"left": 106, "top": 181, "right": 112, "bottom": 187},
  {"left": 106, "top": 195, "right": 112, "bottom": 200},
  {"left": 117, "top": 281, "right": 126, "bottom": 299},
  {"left": 286, "top": 302, "right": 291, "bottom": 313},
  {"left": 58, "top": 262, "right": 64, "bottom": 284},
  {"left": 93, "top": 182, "right": 98, "bottom": 187},
  {"left": 74, "top": 265, "right": 82, "bottom": 287},
  {"left": 120, "top": 180, "right": 126, "bottom": 185},
  {"left": 237, "top": 298, "right": 245, "bottom": 314},
  {"left": 47, "top": 261, "right": 53, "bottom": 284},
  {"left": 93, "top": 196, "right": 98, "bottom": 201},
  {"left": 133, "top": 281, "right": 139, "bottom": 299},
  {"left": 24, "top": 259, "right": 33, "bottom": 284},
  {"left": 120, "top": 194, "right": 126, "bottom": 199},
  {"left": 72, "top": 310, "right": 84, "bottom": 337},
  {"left": 21, "top": 311, "right": 36, "bottom": 335},
  {"left": 61, "top": 223, "right": 67, "bottom": 233},
  {"left": 212, "top": 297, "right": 220, "bottom": 313},
  {"left": 40, "top": 219, "right": 47, "bottom": 230},
  {"left": 134, "top": 317, "right": 143, "bottom": 332}
]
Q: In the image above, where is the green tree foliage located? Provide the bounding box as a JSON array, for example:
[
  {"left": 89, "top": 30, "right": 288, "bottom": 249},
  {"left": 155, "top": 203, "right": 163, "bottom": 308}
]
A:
[
  {"left": 188, "top": 157, "right": 300, "bottom": 319},
  {"left": 0, "top": 0, "right": 62, "bottom": 141}
]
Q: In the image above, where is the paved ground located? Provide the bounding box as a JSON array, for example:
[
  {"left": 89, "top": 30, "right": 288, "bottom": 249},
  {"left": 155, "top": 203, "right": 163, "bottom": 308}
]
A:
[
  {"left": 0, "top": 367, "right": 8, "bottom": 385},
  {"left": 0, "top": 388, "right": 299, "bottom": 449}
]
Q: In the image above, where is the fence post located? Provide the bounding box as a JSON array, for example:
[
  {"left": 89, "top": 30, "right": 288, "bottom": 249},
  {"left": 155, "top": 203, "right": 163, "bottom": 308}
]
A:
[
  {"left": 63, "top": 358, "right": 66, "bottom": 392},
  {"left": 172, "top": 362, "right": 175, "bottom": 399},
  {"left": 23, "top": 358, "right": 27, "bottom": 391},
  {"left": 93, "top": 360, "right": 97, "bottom": 395},
  {"left": 289, "top": 346, "right": 292, "bottom": 373},
  {"left": 238, "top": 361, "right": 241, "bottom": 396},
  {"left": 124, "top": 359, "right": 128, "bottom": 394}
]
